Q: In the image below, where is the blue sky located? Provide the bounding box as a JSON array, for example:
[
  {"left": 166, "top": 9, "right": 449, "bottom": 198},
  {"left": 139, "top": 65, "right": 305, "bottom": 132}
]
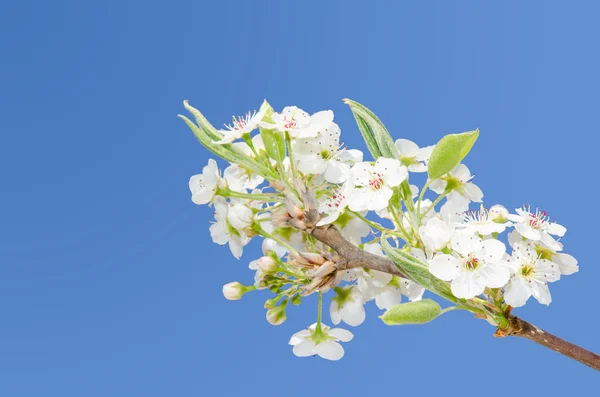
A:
[{"left": 1, "top": 1, "right": 599, "bottom": 395}]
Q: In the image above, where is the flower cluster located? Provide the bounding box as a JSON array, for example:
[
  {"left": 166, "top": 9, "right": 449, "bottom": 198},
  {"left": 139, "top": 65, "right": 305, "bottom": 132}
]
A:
[{"left": 181, "top": 99, "right": 577, "bottom": 361}]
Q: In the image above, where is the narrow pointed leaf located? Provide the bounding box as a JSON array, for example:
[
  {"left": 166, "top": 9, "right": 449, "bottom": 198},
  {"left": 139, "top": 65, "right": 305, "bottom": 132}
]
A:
[
  {"left": 344, "top": 99, "right": 398, "bottom": 159},
  {"left": 258, "top": 100, "right": 286, "bottom": 162},
  {"left": 427, "top": 129, "right": 479, "bottom": 180}
]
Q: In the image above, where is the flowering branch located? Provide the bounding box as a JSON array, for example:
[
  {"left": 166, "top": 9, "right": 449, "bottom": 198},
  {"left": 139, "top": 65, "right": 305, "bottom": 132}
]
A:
[
  {"left": 307, "top": 218, "right": 600, "bottom": 370},
  {"left": 180, "top": 98, "right": 594, "bottom": 368}
]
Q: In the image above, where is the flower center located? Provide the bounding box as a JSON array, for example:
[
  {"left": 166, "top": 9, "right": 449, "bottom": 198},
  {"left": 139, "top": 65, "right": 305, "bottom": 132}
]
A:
[
  {"left": 327, "top": 192, "right": 346, "bottom": 208},
  {"left": 320, "top": 150, "right": 331, "bottom": 159},
  {"left": 528, "top": 209, "right": 548, "bottom": 229},
  {"left": 225, "top": 111, "right": 255, "bottom": 131},
  {"left": 521, "top": 264, "right": 535, "bottom": 277},
  {"left": 465, "top": 254, "right": 480, "bottom": 270},
  {"left": 283, "top": 116, "right": 297, "bottom": 129},
  {"left": 368, "top": 172, "right": 385, "bottom": 190}
]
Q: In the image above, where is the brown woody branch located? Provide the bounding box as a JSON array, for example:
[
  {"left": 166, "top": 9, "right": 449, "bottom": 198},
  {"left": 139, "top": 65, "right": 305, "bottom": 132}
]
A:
[{"left": 306, "top": 222, "right": 600, "bottom": 372}]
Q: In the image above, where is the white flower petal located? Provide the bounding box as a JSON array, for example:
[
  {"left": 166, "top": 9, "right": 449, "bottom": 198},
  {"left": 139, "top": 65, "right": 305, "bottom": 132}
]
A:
[
  {"left": 315, "top": 341, "right": 344, "bottom": 361},
  {"left": 429, "top": 254, "right": 461, "bottom": 281},
  {"left": 328, "top": 328, "right": 354, "bottom": 342},
  {"left": 504, "top": 276, "right": 532, "bottom": 308},
  {"left": 451, "top": 271, "right": 484, "bottom": 299},
  {"left": 293, "top": 340, "right": 317, "bottom": 357}
]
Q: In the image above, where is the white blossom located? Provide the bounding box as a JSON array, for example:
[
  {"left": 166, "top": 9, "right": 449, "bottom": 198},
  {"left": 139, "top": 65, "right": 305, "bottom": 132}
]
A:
[
  {"left": 189, "top": 159, "right": 221, "bottom": 205},
  {"left": 262, "top": 106, "right": 333, "bottom": 139},
  {"left": 504, "top": 241, "right": 561, "bottom": 307},
  {"left": 395, "top": 138, "right": 435, "bottom": 172},
  {"left": 289, "top": 323, "right": 353, "bottom": 361},
  {"left": 429, "top": 231, "right": 510, "bottom": 299},
  {"left": 330, "top": 286, "right": 366, "bottom": 326},
  {"left": 430, "top": 164, "right": 483, "bottom": 203},
  {"left": 347, "top": 158, "right": 408, "bottom": 211},
  {"left": 507, "top": 206, "right": 566, "bottom": 251},
  {"left": 216, "top": 108, "right": 266, "bottom": 144}
]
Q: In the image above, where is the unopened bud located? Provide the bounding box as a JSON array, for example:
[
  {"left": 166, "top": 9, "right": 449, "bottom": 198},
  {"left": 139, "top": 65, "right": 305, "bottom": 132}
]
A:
[
  {"left": 257, "top": 256, "right": 277, "bottom": 272},
  {"left": 222, "top": 282, "right": 246, "bottom": 300},
  {"left": 266, "top": 305, "right": 287, "bottom": 325}
]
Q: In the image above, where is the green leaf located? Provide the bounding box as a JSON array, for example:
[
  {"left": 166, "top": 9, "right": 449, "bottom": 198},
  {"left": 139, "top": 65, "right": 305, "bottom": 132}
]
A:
[
  {"left": 381, "top": 237, "right": 455, "bottom": 302},
  {"left": 344, "top": 99, "right": 398, "bottom": 159},
  {"left": 179, "top": 102, "right": 276, "bottom": 179},
  {"left": 258, "top": 100, "right": 286, "bottom": 162},
  {"left": 427, "top": 129, "right": 479, "bottom": 180},
  {"left": 379, "top": 299, "right": 442, "bottom": 325}
]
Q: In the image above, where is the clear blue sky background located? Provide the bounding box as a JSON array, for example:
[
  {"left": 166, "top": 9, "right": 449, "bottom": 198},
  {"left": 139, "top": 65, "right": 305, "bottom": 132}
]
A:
[{"left": 1, "top": 1, "right": 598, "bottom": 395}]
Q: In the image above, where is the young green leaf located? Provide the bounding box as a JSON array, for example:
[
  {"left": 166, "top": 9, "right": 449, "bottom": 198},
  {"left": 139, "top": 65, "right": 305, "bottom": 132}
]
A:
[
  {"left": 379, "top": 299, "right": 442, "bottom": 325},
  {"left": 258, "top": 100, "right": 286, "bottom": 162},
  {"left": 427, "top": 129, "right": 479, "bottom": 180},
  {"left": 344, "top": 99, "right": 398, "bottom": 159}
]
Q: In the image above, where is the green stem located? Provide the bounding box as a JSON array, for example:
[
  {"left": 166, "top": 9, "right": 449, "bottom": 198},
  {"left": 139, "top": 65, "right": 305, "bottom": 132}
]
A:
[
  {"left": 242, "top": 133, "right": 260, "bottom": 158},
  {"left": 316, "top": 291, "right": 323, "bottom": 333},
  {"left": 387, "top": 205, "right": 411, "bottom": 243},
  {"left": 416, "top": 179, "right": 432, "bottom": 219},
  {"left": 252, "top": 223, "right": 298, "bottom": 255},
  {"left": 285, "top": 131, "right": 297, "bottom": 180},
  {"left": 420, "top": 190, "right": 449, "bottom": 220},
  {"left": 218, "top": 188, "right": 283, "bottom": 202},
  {"left": 349, "top": 210, "right": 389, "bottom": 233}
]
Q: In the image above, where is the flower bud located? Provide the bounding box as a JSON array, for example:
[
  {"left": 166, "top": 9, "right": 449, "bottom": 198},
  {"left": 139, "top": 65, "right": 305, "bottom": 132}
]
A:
[
  {"left": 266, "top": 306, "right": 287, "bottom": 325},
  {"left": 222, "top": 282, "right": 246, "bottom": 300},
  {"left": 257, "top": 256, "right": 277, "bottom": 272},
  {"left": 291, "top": 294, "right": 302, "bottom": 306}
]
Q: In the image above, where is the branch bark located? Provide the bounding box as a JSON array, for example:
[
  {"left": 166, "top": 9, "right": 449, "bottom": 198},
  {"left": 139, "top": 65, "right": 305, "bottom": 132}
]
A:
[{"left": 308, "top": 223, "right": 600, "bottom": 372}]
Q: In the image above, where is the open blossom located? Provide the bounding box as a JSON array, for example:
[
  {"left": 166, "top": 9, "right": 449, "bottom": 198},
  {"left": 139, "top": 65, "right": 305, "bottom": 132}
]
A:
[
  {"left": 347, "top": 158, "right": 408, "bottom": 211},
  {"left": 457, "top": 204, "right": 513, "bottom": 236},
  {"left": 294, "top": 123, "right": 363, "bottom": 183},
  {"left": 430, "top": 164, "right": 483, "bottom": 203},
  {"left": 429, "top": 231, "right": 510, "bottom": 299},
  {"left": 420, "top": 217, "right": 455, "bottom": 252},
  {"left": 189, "top": 159, "right": 221, "bottom": 205},
  {"left": 316, "top": 182, "right": 354, "bottom": 226},
  {"left": 395, "top": 138, "right": 435, "bottom": 172},
  {"left": 209, "top": 197, "right": 250, "bottom": 259},
  {"left": 262, "top": 106, "right": 333, "bottom": 139},
  {"left": 216, "top": 108, "right": 266, "bottom": 144},
  {"left": 507, "top": 206, "right": 566, "bottom": 251},
  {"left": 330, "top": 286, "right": 366, "bottom": 326},
  {"left": 289, "top": 323, "right": 353, "bottom": 361},
  {"left": 507, "top": 230, "right": 578, "bottom": 276},
  {"left": 223, "top": 164, "right": 264, "bottom": 192},
  {"left": 504, "top": 241, "right": 561, "bottom": 307}
]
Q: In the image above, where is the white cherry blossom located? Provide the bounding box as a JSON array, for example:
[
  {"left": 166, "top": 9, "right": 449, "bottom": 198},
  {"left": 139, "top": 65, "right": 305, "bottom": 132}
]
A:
[
  {"left": 289, "top": 323, "right": 353, "bottom": 361},
  {"left": 420, "top": 217, "right": 455, "bottom": 252},
  {"left": 507, "top": 206, "right": 566, "bottom": 251},
  {"left": 209, "top": 197, "right": 249, "bottom": 259},
  {"left": 457, "top": 204, "right": 513, "bottom": 236},
  {"left": 262, "top": 106, "right": 333, "bottom": 139},
  {"left": 347, "top": 158, "right": 408, "bottom": 211},
  {"left": 429, "top": 231, "right": 510, "bottom": 299},
  {"left": 216, "top": 108, "right": 266, "bottom": 144},
  {"left": 504, "top": 241, "right": 561, "bottom": 307},
  {"left": 317, "top": 182, "right": 354, "bottom": 226},
  {"left": 395, "top": 138, "right": 435, "bottom": 172},
  {"left": 429, "top": 164, "right": 483, "bottom": 203},
  {"left": 189, "top": 159, "right": 221, "bottom": 205},
  {"left": 330, "top": 286, "right": 366, "bottom": 326},
  {"left": 294, "top": 123, "right": 363, "bottom": 183}
]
